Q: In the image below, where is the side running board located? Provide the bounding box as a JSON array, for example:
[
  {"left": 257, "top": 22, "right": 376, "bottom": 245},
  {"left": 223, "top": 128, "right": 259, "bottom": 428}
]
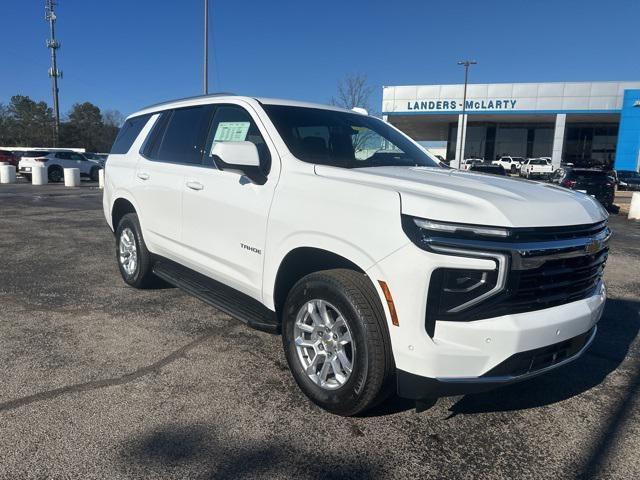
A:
[{"left": 152, "top": 258, "right": 280, "bottom": 334}]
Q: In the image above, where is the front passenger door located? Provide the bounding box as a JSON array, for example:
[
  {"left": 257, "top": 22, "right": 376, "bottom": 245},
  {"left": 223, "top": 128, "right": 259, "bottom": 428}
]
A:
[{"left": 180, "top": 103, "right": 279, "bottom": 300}]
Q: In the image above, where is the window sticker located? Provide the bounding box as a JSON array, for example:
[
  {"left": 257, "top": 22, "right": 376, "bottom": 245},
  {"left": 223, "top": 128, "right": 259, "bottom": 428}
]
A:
[{"left": 213, "top": 122, "right": 250, "bottom": 142}]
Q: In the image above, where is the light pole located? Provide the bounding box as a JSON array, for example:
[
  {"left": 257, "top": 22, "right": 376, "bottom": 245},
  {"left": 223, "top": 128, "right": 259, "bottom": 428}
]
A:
[
  {"left": 203, "top": 0, "right": 209, "bottom": 95},
  {"left": 456, "top": 60, "right": 476, "bottom": 167}
]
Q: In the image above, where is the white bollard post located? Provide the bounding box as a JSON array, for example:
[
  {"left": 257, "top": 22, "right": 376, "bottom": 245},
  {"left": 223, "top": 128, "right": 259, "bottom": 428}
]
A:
[
  {"left": 98, "top": 168, "right": 105, "bottom": 189},
  {"left": 32, "top": 165, "right": 47, "bottom": 185},
  {"left": 629, "top": 192, "right": 640, "bottom": 221},
  {"left": 64, "top": 168, "right": 81, "bottom": 187},
  {"left": 0, "top": 165, "right": 17, "bottom": 183}
]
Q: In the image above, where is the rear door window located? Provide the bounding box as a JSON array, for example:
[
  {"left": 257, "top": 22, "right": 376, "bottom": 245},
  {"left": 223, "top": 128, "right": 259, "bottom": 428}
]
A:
[
  {"left": 110, "top": 114, "right": 151, "bottom": 155},
  {"left": 155, "top": 105, "right": 214, "bottom": 165}
]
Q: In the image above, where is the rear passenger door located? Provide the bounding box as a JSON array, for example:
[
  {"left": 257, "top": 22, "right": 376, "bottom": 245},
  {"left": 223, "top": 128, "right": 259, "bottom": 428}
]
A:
[
  {"left": 134, "top": 105, "right": 214, "bottom": 257},
  {"left": 180, "top": 102, "right": 279, "bottom": 300}
]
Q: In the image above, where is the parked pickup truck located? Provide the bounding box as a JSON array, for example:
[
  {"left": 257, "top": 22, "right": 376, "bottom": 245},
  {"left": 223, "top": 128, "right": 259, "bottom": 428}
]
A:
[
  {"left": 104, "top": 94, "right": 609, "bottom": 415},
  {"left": 492, "top": 156, "right": 525, "bottom": 173},
  {"left": 522, "top": 158, "right": 554, "bottom": 179}
]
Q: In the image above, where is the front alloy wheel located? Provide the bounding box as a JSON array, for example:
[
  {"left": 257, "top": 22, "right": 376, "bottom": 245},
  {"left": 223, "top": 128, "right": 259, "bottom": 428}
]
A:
[
  {"left": 293, "top": 299, "right": 354, "bottom": 390},
  {"left": 282, "top": 269, "right": 395, "bottom": 416}
]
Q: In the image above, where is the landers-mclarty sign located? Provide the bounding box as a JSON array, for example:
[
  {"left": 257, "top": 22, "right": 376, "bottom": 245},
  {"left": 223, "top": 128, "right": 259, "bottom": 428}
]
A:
[{"left": 407, "top": 99, "right": 518, "bottom": 112}]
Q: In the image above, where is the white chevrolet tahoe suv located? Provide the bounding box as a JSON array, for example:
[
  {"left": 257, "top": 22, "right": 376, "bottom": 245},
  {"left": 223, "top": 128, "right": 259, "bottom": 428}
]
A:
[{"left": 103, "top": 95, "right": 609, "bottom": 415}]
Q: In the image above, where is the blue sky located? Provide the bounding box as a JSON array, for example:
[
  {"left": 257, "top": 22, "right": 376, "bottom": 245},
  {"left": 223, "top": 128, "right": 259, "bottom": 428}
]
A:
[{"left": 2, "top": 0, "right": 639, "bottom": 118}]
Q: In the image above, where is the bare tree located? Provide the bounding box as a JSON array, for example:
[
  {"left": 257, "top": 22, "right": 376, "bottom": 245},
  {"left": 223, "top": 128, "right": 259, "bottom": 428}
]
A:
[{"left": 332, "top": 73, "right": 373, "bottom": 112}]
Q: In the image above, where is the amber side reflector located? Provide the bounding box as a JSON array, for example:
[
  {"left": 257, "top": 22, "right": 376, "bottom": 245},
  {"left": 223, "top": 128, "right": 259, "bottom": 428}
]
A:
[{"left": 378, "top": 280, "right": 399, "bottom": 326}]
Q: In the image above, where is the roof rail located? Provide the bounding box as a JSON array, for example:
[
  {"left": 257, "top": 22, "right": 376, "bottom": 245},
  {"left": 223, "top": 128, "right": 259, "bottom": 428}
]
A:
[{"left": 141, "top": 92, "right": 237, "bottom": 111}]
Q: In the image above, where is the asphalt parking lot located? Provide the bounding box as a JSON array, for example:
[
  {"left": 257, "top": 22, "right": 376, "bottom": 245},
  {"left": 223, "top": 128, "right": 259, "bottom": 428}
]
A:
[{"left": 1, "top": 182, "right": 639, "bottom": 479}]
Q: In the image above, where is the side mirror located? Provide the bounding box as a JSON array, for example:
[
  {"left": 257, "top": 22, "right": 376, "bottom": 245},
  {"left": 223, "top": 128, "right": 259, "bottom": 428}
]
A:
[{"left": 210, "top": 141, "right": 265, "bottom": 184}]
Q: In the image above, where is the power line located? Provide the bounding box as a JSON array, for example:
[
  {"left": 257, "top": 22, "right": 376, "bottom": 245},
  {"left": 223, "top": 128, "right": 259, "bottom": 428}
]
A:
[{"left": 45, "top": 0, "right": 62, "bottom": 145}]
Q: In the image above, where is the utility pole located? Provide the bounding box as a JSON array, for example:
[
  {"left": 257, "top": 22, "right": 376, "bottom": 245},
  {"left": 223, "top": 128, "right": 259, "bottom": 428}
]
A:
[
  {"left": 45, "top": 0, "right": 62, "bottom": 145},
  {"left": 203, "top": 0, "right": 209, "bottom": 95},
  {"left": 456, "top": 60, "right": 476, "bottom": 168}
]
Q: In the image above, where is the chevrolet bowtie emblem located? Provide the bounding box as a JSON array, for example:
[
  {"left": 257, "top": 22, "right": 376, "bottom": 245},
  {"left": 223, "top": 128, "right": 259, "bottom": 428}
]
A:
[{"left": 585, "top": 239, "right": 600, "bottom": 254}]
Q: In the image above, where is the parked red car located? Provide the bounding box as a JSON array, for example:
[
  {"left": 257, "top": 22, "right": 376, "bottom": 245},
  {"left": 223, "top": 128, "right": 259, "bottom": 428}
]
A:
[{"left": 0, "top": 149, "right": 19, "bottom": 168}]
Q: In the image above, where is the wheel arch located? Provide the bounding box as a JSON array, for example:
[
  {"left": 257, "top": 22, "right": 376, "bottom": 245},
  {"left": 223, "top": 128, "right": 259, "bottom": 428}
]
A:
[
  {"left": 271, "top": 246, "right": 369, "bottom": 316},
  {"left": 111, "top": 196, "right": 138, "bottom": 233}
]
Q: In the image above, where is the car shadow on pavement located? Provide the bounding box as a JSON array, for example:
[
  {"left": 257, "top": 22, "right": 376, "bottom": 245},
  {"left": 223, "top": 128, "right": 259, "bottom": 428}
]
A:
[
  {"left": 366, "top": 297, "right": 639, "bottom": 418},
  {"left": 446, "top": 297, "right": 639, "bottom": 415},
  {"left": 119, "top": 424, "right": 381, "bottom": 479}
]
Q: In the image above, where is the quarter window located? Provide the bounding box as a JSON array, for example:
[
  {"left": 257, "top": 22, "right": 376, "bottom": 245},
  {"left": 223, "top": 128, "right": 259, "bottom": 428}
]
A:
[{"left": 110, "top": 114, "right": 151, "bottom": 155}]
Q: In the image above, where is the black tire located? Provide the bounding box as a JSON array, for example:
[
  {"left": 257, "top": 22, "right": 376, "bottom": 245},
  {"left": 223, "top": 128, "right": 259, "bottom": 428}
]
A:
[
  {"left": 511, "top": 165, "right": 517, "bottom": 173},
  {"left": 90, "top": 167, "right": 100, "bottom": 182},
  {"left": 282, "top": 269, "right": 395, "bottom": 416},
  {"left": 23, "top": 174, "right": 31, "bottom": 182},
  {"left": 115, "top": 213, "right": 156, "bottom": 288},
  {"left": 48, "top": 166, "right": 63, "bottom": 182}
]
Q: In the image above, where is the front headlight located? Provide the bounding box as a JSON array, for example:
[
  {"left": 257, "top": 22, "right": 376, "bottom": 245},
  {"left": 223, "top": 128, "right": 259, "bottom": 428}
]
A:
[
  {"left": 413, "top": 218, "right": 510, "bottom": 238},
  {"left": 401, "top": 215, "right": 511, "bottom": 252},
  {"left": 402, "top": 216, "right": 511, "bottom": 336}
]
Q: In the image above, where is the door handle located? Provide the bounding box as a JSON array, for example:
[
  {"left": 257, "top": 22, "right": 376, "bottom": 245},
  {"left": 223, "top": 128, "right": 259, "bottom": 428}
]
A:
[
  {"left": 137, "top": 172, "right": 149, "bottom": 181},
  {"left": 186, "top": 181, "right": 204, "bottom": 191}
]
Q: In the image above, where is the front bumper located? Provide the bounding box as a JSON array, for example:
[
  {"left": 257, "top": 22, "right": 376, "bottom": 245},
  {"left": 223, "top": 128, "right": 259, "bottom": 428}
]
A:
[
  {"left": 397, "top": 325, "right": 597, "bottom": 398},
  {"left": 366, "top": 219, "right": 608, "bottom": 398}
]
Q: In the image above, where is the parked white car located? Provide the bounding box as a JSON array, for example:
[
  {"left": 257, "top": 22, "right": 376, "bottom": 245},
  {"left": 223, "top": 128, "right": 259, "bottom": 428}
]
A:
[
  {"left": 104, "top": 95, "right": 608, "bottom": 415},
  {"left": 492, "top": 156, "right": 525, "bottom": 173},
  {"left": 522, "top": 158, "right": 554, "bottom": 179},
  {"left": 460, "top": 158, "right": 484, "bottom": 170},
  {"left": 19, "top": 150, "right": 103, "bottom": 182}
]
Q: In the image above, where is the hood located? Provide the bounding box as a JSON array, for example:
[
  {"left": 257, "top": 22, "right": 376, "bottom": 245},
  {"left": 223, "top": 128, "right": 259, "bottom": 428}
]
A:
[{"left": 314, "top": 165, "right": 606, "bottom": 228}]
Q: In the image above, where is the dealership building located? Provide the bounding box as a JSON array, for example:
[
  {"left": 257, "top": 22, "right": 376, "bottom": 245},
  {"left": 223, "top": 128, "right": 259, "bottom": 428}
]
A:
[{"left": 382, "top": 81, "right": 640, "bottom": 171}]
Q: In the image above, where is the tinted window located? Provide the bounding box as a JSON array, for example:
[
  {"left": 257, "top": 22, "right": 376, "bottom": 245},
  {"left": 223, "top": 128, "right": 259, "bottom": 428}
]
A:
[
  {"left": 55, "top": 152, "right": 70, "bottom": 159},
  {"left": 263, "top": 105, "right": 438, "bottom": 168},
  {"left": 571, "top": 170, "right": 608, "bottom": 178},
  {"left": 156, "top": 106, "right": 214, "bottom": 164},
  {"left": 471, "top": 165, "right": 506, "bottom": 175},
  {"left": 204, "top": 105, "right": 271, "bottom": 173},
  {"left": 23, "top": 150, "right": 51, "bottom": 157},
  {"left": 111, "top": 114, "right": 151, "bottom": 154},
  {"left": 142, "top": 112, "right": 172, "bottom": 160}
]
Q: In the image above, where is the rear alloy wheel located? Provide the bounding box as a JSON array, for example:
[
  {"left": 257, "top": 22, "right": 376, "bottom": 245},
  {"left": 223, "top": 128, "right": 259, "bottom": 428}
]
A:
[
  {"left": 48, "top": 166, "right": 63, "bottom": 182},
  {"left": 115, "top": 213, "right": 156, "bottom": 288},
  {"left": 282, "top": 269, "right": 394, "bottom": 416}
]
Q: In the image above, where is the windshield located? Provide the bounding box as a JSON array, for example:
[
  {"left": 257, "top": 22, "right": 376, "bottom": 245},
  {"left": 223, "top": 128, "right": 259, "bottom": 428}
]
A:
[
  {"left": 619, "top": 171, "right": 639, "bottom": 178},
  {"left": 262, "top": 105, "right": 439, "bottom": 169},
  {"left": 530, "top": 159, "right": 548, "bottom": 165}
]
